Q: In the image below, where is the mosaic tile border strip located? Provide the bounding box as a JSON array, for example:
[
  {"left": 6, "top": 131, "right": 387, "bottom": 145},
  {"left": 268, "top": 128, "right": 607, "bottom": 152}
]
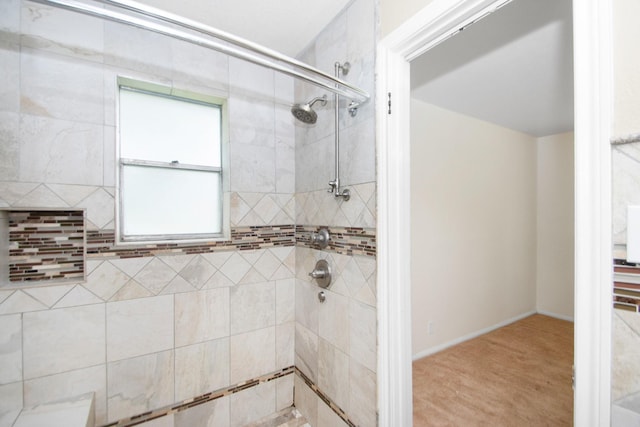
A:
[
  {"left": 614, "top": 262, "right": 640, "bottom": 312},
  {"left": 8, "top": 210, "right": 85, "bottom": 283},
  {"left": 86, "top": 225, "right": 296, "bottom": 259},
  {"left": 101, "top": 366, "right": 295, "bottom": 427},
  {"left": 86, "top": 224, "right": 377, "bottom": 260},
  {"left": 296, "top": 225, "right": 376, "bottom": 258},
  {"left": 100, "top": 365, "right": 359, "bottom": 427},
  {"left": 294, "top": 367, "right": 357, "bottom": 427}
]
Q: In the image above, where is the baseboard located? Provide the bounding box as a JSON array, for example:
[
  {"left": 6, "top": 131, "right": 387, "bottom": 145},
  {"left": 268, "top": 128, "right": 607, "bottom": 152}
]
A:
[
  {"left": 412, "top": 310, "right": 537, "bottom": 361},
  {"left": 536, "top": 310, "right": 574, "bottom": 323}
]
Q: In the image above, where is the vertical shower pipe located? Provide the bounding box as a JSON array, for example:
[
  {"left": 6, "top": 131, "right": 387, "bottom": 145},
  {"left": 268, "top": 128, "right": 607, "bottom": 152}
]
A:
[{"left": 330, "top": 62, "right": 351, "bottom": 201}]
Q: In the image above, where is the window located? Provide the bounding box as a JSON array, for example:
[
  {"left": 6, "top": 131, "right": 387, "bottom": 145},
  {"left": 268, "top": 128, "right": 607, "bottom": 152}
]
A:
[{"left": 117, "top": 79, "right": 224, "bottom": 242}]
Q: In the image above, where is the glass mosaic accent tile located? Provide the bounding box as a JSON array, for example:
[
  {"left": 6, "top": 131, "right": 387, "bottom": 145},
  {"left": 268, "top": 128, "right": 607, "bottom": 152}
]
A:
[
  {"left": 8, "top": 210, "right": 84, "bottom": 284},
  {"left": 101, "top": 367, "right": 295, "bottom": 427},
  {"left": 614, "top": 262, "right": 640, "bottom": 311}
]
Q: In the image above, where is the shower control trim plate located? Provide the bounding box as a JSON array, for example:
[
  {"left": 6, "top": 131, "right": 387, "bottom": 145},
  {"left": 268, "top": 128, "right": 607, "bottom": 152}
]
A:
[{"left": 309, "top": 259, "right": 331, "bottom": 288}]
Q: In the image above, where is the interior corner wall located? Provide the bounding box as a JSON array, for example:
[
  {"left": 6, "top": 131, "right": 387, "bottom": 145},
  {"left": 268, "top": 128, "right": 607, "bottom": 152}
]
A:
[
  {"left": 379, "top": 0, "right": 436, "bottom": 37},
  {"left": 410, "top": 99, "right": 537, "bottom": 358},
  {"left": 536, "top": 132, "right": 574, "bottom": 320}
]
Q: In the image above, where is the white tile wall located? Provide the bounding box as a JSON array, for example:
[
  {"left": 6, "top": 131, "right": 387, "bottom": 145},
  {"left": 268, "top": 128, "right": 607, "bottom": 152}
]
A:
[
  {"left": 0, "top": 382, "right": 22, "bottom": 427},
  {"left": 175, "top": 289, "right": 229, "bottom": 347},
  {"left": 317, "top": 400, "right": 349, "bottom": 427},
  {"left": 0, "top": 0, "right": 376, "bottom": 425},
  {"left": 293, "top": 375, "right": 317, "bottom": 426},
  {"left": 275, "top": 375, "right": 294, "bottom": 411},
  {"left": 613, "top": 141, "right": 640, "bottom": 246},
  {"left": 349, "top": 300, "right": 377, "bottom": 373},
  {"left": 21, "top": 48, "right": 104, "bottom": 124},
  {"left": 22, "top": 305, "right": 105, "bottom": 379},
  {"left": 349, "top": 359, "right": 377, "bottom": 427},
  {"left": 174, "top": 339, "right": 229, "bottom": 401},
  {"left": 170, "top": 39, "right": 230, "bottom": 93},
  {"left": 174, "top": 396, "right": 229, "bottom": 427},
  {"left": 317, "top": 339, "right": 350, "bottom": 413},
  {"left": 107, "top": 350, "right": 174, "bottom": 421},
  {"left": 23, "top": 365, "right": 107, "bottom": 424},
  {"left": 0, "top": 0, "right": 20, "bottom": 34},
  {"left": 0, "top": 112, "right": 19, "bottom": 182},
  {"left": 318, "top": 291, "right": 349, "bottom": 354},
  {"left": 18, "top": 115, "right": 104, "bottom": 186},
  {"left": 230, "top": 143, "right": 277, "bottom": 193},
  {"left": 276, "top": 322, "right": 295, "bottom": 369},
  {"left": 295, "top": 323, "right": 318, "bottom": 383},
  {"left": 230, "top": 327, "right": 276, "bottom": 384},
  {"left": 0, "top": 314, "right": 21, "bottom": 385},
  {"left": 104, "top": 22, "right": 172, "bottom": 79},
  {"left": 106, "top": 296, "right": 174, "bottom": 362},
  {"left": 292, "top": 1, "right": 377, "bottom": 424},
  {"left": 613, "top": 309, "right": 640, "bottom": 401},
  {"left": 0, "top": 291, "right": 47, "bottom": 315},
  {"left": 276, "top": 279, "right": 295, "bottom": 324},
  {"left": 230, "top": 282, "right": 276, "bottom": 334},
  {"left": 296, "top": 184, "right": 376, "bottom": 228},
  {"left": 229, "top": 381, "right": 276, "bottom": 427},
  {"left": 229, "top": 58, "right": 275, "bottom": 100},
  {"left": 20, "top": 2, "right": 104, "bottom": 62},
  {"left": 0, "top": 244, "right": 296, "bottom": 425}
]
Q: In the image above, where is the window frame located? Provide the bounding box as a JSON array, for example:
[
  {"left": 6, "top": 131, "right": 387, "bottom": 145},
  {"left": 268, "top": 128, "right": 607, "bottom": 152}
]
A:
[{"left": 115, "top": 77, "right": 229, "bottom": 245}]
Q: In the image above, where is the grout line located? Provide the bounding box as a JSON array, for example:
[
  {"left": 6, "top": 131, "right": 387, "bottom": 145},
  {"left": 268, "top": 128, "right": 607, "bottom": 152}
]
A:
[
  {"left": 293, "top": 367, "right": 356, "bottom": 427},
  {"left": 99, "top": 366, "right": 296, "bottom": 427}
]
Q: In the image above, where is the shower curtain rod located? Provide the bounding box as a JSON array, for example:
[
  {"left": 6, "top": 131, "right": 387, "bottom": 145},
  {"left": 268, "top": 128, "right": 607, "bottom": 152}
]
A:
[{"left": 30, "top": 0, "right": 371, "bottom": 105}]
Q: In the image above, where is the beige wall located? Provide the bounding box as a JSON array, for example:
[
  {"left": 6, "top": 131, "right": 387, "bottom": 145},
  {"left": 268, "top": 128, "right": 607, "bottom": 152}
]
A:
[
  {"left": 536, "top": 132, "right": 574, "bottom": 320},
  {"left": 410, "top": 99, "right": 538, "bottom": 357},
  {"left": 380, "top": 0, "right": 435, "bottom": 37},
  {"left": 613, "top": 0, "right": 640, "bottom": 138}
]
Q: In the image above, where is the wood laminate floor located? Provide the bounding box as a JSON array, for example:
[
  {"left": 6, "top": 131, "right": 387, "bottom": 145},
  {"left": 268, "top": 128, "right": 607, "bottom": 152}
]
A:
[{"left": 413, "top": 314, "right": 573, "bottom": 426}]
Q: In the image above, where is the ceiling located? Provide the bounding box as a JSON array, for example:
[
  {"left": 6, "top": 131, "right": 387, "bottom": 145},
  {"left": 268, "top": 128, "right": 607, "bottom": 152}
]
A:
[
  {"left": 410, "top": 0, "right": 574, "bottom": 137},
  {"left": 136, "top": 0, "right": 352, "bottom": 57}
]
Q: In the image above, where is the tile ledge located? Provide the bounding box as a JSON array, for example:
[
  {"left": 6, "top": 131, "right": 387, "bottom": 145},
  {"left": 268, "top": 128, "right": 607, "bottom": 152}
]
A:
[
  {"left": 13, "top": 392, "right": 95, "bottom": 427},
  {"left": 611, "top": 133, "right": 640, "bottom": 145}
]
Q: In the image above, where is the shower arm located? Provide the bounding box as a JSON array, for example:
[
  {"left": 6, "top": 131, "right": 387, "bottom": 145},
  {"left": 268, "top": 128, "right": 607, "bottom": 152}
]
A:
[
  {"left": 30, "top": 0, "right": 370, "bottom": 106},
  {"left": 328, "top": 62, "right": 351, "bottom": 201}
]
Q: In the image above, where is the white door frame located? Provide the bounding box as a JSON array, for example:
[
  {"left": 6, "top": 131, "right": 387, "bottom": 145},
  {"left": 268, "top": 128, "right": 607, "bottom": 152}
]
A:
[{"left": 376, "top": 0, "right": 613, "bottom": 425}]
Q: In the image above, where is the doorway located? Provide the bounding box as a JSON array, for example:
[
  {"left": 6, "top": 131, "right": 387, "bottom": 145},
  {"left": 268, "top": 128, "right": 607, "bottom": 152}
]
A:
[
  {"left": 409, "top": 1, "right": 575, "bottom": 422},
  {"left": 376, "top": 0, "right": 613, "bottom": 425}
]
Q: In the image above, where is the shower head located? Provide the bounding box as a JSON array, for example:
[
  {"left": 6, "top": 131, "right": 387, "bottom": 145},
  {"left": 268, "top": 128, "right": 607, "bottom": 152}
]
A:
[{"left": 291, "top": 95, "right": 327, "bottom": 124}]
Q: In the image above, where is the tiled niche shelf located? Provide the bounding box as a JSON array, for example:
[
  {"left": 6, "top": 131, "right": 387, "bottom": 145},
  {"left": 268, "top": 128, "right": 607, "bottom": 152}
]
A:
[
  {"left": 614, "top": 259, "right": 640, "bottom": 312},
  {"left": 4, "top": 209, "right": 85, "bottom": 286}
]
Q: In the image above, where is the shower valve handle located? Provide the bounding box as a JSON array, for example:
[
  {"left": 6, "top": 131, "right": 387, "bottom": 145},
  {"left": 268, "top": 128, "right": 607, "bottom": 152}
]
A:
[{"left": 309, "top": 269, "right": 326, "bottom": 279}]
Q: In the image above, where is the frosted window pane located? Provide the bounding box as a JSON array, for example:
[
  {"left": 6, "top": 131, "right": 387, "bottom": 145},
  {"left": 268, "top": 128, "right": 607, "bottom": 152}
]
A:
[
  {"left": 120, "top": 89, "right": 221, "bottom": 167},
  {"left": 122, "top": 165, "right": 221, "bottom": 237}
]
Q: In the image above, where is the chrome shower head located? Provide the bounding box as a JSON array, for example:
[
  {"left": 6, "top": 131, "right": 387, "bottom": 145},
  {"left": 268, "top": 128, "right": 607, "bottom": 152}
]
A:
[{"left": 291, "top": 95, "right": 327, "bottom": 124}]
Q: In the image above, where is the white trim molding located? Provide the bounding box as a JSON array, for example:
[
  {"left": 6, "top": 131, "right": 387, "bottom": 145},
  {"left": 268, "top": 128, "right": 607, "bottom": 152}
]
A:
[
  {"left": 412, "top": 310, "right": 537, "bottom": 361},
  {"left": 376, "top": 0, "right": 612, "bottom": 425},
  {"left": 572, "top": 0, "right": 613, "bottom": 425}
]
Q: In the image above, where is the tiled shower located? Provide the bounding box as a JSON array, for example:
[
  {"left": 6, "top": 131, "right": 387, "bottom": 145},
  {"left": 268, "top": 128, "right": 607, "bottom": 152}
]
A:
[{"left": 0, "top": 0, "right": 377, "bottom": 426}]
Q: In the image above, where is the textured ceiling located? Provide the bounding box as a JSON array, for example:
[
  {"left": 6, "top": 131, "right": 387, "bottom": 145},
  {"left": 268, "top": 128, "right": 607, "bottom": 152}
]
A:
[{"left": 411, "top": 0, "right": 574, "bottom": 137}]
